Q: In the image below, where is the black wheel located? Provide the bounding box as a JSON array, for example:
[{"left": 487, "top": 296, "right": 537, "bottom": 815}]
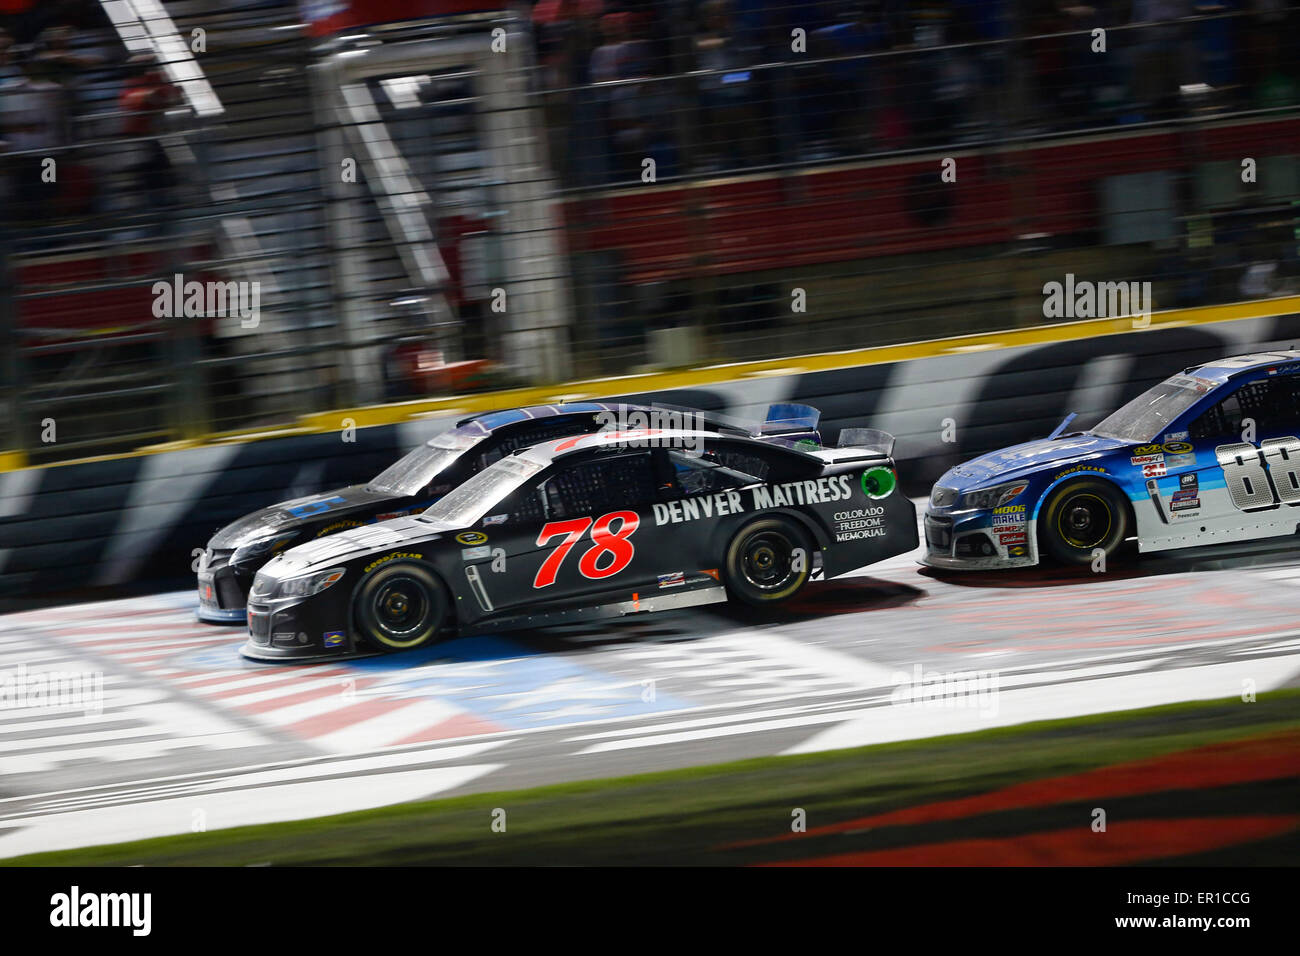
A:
[
  {"left": 724, "top": 517, "right": 814, "bottom": 606},
  {"left": 353, "top": 562, "right": 449, "bottom": 652},
  {"left": 1038, "top": 479, "right": 1129, "bottom": 566}
]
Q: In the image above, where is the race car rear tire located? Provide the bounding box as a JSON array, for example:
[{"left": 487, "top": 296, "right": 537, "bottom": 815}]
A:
[
  {"left": 1038, "top": 479, "right": 1129, "bottom": 567},
  {"left": 354, "top": 563, "right": 449, "bottom": 653},
  {"left": 724, "top": 517, "right": 814, "bottom": 606}
]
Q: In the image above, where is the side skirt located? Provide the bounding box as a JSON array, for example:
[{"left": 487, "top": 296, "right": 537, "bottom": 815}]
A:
[{"left": 466, "top": 585, "right": 729, "bottom": 634}]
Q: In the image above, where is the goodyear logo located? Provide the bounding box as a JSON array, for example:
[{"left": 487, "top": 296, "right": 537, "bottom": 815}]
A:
[
  {"left": 316, "top": 520, "right": 363, "bottom": 538},
  {"left": 364, "top": 552, "right": 423, "bottom": 573},
  {"left": 456, "top": 531, "right": 488, "bottom": 546},
  {"left": 1054, "top": 465, "right": 1107, "bottom": 480}
]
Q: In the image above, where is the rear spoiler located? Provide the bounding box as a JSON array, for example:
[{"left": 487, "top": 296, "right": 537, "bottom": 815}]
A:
[
  {"left": 759, "top": 403, "right": 821, "bottom": 436},
  {"left": 837, "top": 428, "right": 895, "bottom": 458}
]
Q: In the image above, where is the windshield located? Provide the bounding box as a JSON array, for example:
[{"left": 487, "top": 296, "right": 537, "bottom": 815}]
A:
[
  {"left": 1089, "top": 375, "right": 1217, "bottom": 443},
  {"left": 421, "top": 453, "right": 547, "bottom": 526},
  {"left": 366, "top": 428, "right": 486, "bottom": 496}
]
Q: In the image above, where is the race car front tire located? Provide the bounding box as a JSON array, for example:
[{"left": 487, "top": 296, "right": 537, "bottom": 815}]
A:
[
  {"left": 354, "top": 562, "right": 449, "bottom": 653},
  {"left": 724, "top": 517, "right": 814, "bottom": 606},
  {"left": 1038, "top": 478, "right": 1129, "bottom": 566}
]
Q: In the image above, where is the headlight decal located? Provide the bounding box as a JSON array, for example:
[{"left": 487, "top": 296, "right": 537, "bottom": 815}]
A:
[
  {"left": 232, "top": 533, "right": 298, "bottom": 566},
  {"left": 271, "top": 567, "right": 346, "bottom": 600},
  {"left": 961, "top": 481, "right": 1029, "bottom": 510}
]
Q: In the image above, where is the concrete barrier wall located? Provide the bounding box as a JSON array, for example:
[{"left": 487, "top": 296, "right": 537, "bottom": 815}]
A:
[{"left": 4, "top": 310, "right": 1299, "bottom": 605}]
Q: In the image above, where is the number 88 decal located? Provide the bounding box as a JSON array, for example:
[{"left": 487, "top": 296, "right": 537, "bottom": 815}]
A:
[{"left": 1216, "top": 437, "right": 1300, "bottom": 511}]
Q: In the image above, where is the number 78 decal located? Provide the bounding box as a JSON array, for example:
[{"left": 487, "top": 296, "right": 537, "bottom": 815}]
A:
[
  {"left": 533, "top": 511, "right": 640, "bottom": 588},
  {"left": 1216, "top": 438, "right": 1300, "bottom": 511}
]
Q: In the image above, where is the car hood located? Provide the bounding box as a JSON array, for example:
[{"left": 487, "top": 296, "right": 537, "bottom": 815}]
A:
[
  {"left": 256, "top": 514, "right": 457, "bottom": 580},
  {"left": 209, "top": 485, "right": 402, "bottom": 549},
  {"left": 941, "top": 434, "right": 1127, "bottom": 490}
]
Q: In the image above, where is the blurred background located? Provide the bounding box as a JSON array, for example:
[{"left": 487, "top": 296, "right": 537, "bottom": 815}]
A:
[{"left": 1, "top": 0, "right": 1298, "bottom": 465}]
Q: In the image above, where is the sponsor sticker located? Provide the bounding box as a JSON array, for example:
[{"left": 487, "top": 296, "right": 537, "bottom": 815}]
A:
[
  {"left": 1164, "top": 431, "right": 1190, "bottom": 442},
  {"left": 657, "top": 572, "right": 686, "bottom": 589},
  {"left": 461, "top": 545, "right": 491, "bottom": 561},
  {"left": 1162, "top": 441, "right": 1193, "bottom": 455},
  {"left": 1008, "top": 545, "right": 1028, "bottom": 557},
  {"left": 1169, "top": 374, "right": 1220, "bottom": 394},
  {"left": 834, "top": 507, "right": 887, "bottom": 537},
  {"left": 991, "top": 505, "right": 1025, "bottom": 528},
  {"left": 316, "top": 519, "right": 363, "bottom": 537},
  {"left": 1142, "top": 461, "right": 1167, "bottom": 478},
  {"left": 998, "top": 531, "right": 1028, "bottom": 545},
  {"left": 1130, "top": 453, "right": 1164, "bottom": 466},
  {"left": 860, "top": 467, "right": 896, "bottom": 500},
  {"left": 1133, "top": 444, "right": 1164, "bottom": 456},
  {"left": 1054, "top": 465, "right": 1107, "bottom": 480},
  {"left": 456, "top": 531, "right": 488, "bottom": 546},
  {"left": 323, "top": 631, "right": 345, "bottom": 648},
  {"left": 1170, "top": 476, "right": 1200, "bottom": 513},
  {"left": 1165, "top": 452, "right": 1196, "bottom": 469},
  {"left": 483, "top": 514, "right": 508, "bottom": 526},
  {"left": 285, "top": 495, "right": 346, "bottom": 518},
  {"left": 363, "top": 551, "right": 424, "bottom": 573}
]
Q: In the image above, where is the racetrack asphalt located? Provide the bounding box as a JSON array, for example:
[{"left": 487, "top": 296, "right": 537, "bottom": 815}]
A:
[{"left": 2, "top": 502, "right": 1298, "bottom": 857}]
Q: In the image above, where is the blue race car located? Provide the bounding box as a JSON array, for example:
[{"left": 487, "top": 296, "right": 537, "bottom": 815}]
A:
[{"left": 923, "top": 349, "right": 1300, "bottom": 569}]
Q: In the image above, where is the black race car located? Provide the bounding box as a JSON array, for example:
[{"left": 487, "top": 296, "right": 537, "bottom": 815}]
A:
[
  {"left": 241, "top": 426, "right": 915, "bottom": 660},
  {"left": 199, "top": 402, "right": 822, "bottom": 623}
]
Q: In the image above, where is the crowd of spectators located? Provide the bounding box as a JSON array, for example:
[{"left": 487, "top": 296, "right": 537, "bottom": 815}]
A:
[
  {"left": 529, "top": 0, "right": 1300, "bottom": 187},
  {"left": 0, "top": 0, "right": 179, "bottom": 228}
]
